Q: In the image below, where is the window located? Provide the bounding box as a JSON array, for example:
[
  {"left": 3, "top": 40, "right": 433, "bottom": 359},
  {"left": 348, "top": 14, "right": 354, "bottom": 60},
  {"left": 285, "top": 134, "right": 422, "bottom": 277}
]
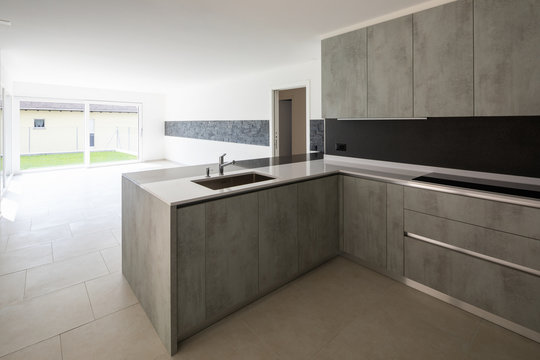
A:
[{"left": 34, "top": 119, "right": 45, "bottom": 128}]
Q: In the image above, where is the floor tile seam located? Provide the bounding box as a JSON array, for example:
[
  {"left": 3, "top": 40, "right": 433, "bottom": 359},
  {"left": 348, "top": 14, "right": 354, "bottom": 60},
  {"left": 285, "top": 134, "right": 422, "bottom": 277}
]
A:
[
  {"left": 0, "top": 241, "right": 52, "bottom": 254},
  {"left": 69, "top": 212, "right": 122, "bottom": 223},
  {"left": 59, "top": 333, "right": 64, "bottom": 360},
  {"left": 8, "top": 223, "right": 72, "bottom": 240},
  {"left": 92, "top": 298, "right": 140, "bottom": 321},
  {"left": 0, "top": 335, "right": 59, "bottom": 359},
  {"left": 23, "top": 268, "right": 110, "bottom": 301},
  {"left": 52, "top": 243, "right": 120, "bottom": 263},
  {"left": 464, "top": 321, "right": 482, "bottom": 356},
  {"left": 51, "top": 241, "right": 57, "bottom": 263},
  {"left": 83, "top": 282, "right": 96, "bottom": 320},
  {"left": 310, "top": 310, "right": 363, "bottom": 358},
  {"left": 5, "top": 239, "right": 53, "bottom": 253},
  {"left": 0, "top": 256, "right": 53, "bottom": 277},
  {"left": 237, "top": 316, "right": 288, "bottom": 359},
  {"left": 66, "top": 227, "right": 121, "bottom": 241},
  {"left": 58, "top": 302, "right": 140, "bottom": 340},
  {"left": 0, "top": 271, "right": 27, "bottom": 311},
  {"left": 51, "top": 232, "right": 117, "bottom": 246},
  {"left": 98, "top": 250, "right": 112, "bottom": 274},
  {"left": 0, "top": 290, "right": 96, "bottom": 357},
  {"left": 23, "top": 269, "right": 28, "bottom": 300}
]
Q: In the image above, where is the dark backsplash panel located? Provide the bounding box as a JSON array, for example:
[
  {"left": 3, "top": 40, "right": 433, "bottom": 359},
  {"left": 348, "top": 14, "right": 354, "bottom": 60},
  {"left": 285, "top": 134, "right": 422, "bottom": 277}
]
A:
[{"left": 325, "top": 117, "right": 540, "bottom": 178}]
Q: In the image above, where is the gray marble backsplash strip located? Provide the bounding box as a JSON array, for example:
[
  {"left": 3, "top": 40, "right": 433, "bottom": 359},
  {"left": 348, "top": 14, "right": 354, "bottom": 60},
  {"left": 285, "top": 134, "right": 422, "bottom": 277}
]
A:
[
  {"left": 165, "top": 120, "right": 269, "bottom": 146},
  {"left": 310, "top": 119, "right": 325, "bottom": 153},
  {"left": 165, "top": 119, "right": 325, "bottom": 151}
]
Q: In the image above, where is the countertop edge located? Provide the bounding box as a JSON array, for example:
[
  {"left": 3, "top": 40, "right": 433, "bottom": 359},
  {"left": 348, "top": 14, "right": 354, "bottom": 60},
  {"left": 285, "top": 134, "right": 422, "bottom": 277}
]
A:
[{"left": 129, "top": 160, "right": 540, "bottom": 210}]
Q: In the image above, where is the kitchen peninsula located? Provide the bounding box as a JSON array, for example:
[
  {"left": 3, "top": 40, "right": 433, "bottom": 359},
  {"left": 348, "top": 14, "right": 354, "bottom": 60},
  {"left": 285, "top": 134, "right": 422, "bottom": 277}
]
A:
[{"left": 122, "top": 155, "right": 540, "bottom": 355}]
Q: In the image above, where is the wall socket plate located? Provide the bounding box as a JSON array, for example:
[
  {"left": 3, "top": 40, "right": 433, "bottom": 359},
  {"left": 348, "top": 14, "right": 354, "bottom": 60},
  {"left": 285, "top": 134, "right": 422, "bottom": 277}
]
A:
[{"left": 335, "top": 143, "right": 347, "bottom": 151}]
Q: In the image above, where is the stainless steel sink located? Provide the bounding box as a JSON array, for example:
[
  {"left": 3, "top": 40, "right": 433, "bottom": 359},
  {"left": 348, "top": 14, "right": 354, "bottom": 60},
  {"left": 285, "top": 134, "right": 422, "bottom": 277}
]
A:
[{"left": 192, "top": 172, "right": 275, "bottom": 190}]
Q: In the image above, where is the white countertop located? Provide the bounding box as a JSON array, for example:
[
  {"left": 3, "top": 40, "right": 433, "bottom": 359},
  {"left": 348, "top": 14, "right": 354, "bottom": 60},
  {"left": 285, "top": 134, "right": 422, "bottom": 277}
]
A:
[{"left": 124, "top": 157, "right": 540, "bottom": 209}]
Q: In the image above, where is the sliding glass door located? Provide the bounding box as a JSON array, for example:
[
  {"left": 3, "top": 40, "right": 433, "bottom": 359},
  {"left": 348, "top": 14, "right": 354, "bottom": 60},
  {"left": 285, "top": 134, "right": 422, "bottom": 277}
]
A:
[
  {"left": 18, "top": 99, "right": 140, "bottom": 171},
  {"left": 19, "top": 100, "right": 85, "bottom": 170},
  {"left": 89, "top": 103, "right": 139, "bottom": 165}
]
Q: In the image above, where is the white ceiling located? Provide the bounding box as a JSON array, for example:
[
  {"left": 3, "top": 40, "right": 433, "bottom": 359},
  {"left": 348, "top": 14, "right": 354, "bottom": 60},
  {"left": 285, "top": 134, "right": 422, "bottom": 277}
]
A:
[{"left": 1, "top": 0, "right": 436, "bottom": 93}]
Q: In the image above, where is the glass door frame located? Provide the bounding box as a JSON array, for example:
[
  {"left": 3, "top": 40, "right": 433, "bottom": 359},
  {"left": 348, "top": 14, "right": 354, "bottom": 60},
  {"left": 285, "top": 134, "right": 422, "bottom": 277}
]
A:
[{"left": 15, "top": 96, "right": 142, "bottom": 172}]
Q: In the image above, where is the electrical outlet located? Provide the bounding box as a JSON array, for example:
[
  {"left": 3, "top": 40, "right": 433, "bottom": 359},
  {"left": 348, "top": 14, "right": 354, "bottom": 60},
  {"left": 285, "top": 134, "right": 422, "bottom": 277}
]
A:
[{"left": 335, "top": 143, "right": 347, "bottom": 151}]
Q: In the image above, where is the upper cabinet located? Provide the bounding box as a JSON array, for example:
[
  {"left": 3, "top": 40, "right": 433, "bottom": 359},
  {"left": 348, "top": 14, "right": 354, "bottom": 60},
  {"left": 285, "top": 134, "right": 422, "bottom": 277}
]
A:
[
  {"left": 322, "top": 0, "right": 540, "bottom": 118},
  {"left": 413, "top": 0, "right": 474, "bottom": 117},
  {"left": 474, "top": 0, "right": 540, "bottom": 116},
  {"left": 321, "top": 29, "right": 367, "bottom": 119},
  {"left": 367, "top": 15, "right": 413, "bottom": 117}
]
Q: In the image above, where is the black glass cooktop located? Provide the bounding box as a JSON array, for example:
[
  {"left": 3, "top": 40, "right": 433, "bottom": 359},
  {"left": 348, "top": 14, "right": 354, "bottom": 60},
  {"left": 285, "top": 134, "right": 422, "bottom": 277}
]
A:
[{"left": 412, "top": 172, "right": 540, "bottom": 200}]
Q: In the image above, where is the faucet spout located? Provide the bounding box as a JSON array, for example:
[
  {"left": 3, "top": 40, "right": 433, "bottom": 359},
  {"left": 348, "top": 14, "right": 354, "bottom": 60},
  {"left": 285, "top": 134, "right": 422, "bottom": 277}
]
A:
[{"left": 218, "top": 154, "right": 236, "bottom": 175}]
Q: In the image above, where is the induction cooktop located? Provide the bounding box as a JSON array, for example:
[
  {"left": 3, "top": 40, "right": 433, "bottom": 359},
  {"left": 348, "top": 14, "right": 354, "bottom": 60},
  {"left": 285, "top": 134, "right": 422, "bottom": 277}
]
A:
[{"left": 412, "top": 173, "right": 540, "bottom": 200}]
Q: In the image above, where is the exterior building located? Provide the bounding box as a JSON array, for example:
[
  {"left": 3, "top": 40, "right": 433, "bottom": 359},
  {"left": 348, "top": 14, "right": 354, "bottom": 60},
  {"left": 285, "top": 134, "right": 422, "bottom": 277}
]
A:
[{"left": 19, "top": 101, "right": 138, "bottom": 155}]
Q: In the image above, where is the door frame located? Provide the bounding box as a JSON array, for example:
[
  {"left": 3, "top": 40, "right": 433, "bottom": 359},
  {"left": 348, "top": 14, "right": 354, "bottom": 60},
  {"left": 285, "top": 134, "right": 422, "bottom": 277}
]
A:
[
  {"left": 13, "top": 96, "right": 142, "bottom": 173},
  {"left": 270, "top": 81, "right": 311, "bottom": 157}
]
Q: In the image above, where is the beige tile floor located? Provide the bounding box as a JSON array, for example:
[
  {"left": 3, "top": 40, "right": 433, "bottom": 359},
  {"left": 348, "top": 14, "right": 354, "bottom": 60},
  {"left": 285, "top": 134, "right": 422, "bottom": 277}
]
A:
[{"left": 1, "top": 161, "right": 539, "bottom": 359}]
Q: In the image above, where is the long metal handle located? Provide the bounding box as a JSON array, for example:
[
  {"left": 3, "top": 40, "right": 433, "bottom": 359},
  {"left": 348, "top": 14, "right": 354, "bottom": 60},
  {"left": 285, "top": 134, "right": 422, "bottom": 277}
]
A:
[{"left": 405, "top": 232, "right": 540, "bottom": 277}]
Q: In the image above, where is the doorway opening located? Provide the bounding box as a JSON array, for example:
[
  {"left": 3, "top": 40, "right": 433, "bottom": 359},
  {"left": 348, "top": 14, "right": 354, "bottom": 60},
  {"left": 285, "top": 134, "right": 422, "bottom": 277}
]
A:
[
  {"left": 272, "top": 87, "right": 308, "bottom": 157},
  {"left": 17, "top": 99, "right": 141, "bottom": 171}
]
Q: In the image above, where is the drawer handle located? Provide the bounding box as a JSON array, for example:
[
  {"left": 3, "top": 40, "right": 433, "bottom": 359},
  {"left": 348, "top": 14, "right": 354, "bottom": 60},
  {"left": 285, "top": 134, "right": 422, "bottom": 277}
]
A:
[{"left": 404, "top": 232, "right": 540, "bottom": 278}]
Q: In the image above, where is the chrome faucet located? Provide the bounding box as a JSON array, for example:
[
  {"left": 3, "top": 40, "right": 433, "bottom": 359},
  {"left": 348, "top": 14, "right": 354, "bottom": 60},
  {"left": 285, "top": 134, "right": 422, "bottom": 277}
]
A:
[{"left": 218, "top": 153, "right": 236, "bottom": 175}]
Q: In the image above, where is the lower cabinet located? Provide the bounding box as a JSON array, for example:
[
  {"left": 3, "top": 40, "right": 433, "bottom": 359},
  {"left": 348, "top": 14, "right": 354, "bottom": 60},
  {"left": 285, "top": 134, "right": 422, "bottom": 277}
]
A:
[
  {"left": 298, "top": 176, "right": 339, "bottom": 272},
  {"left": 404, "top": 236, "right": 540, "bottom": 333},
  {"left": 205, "top": 193, "right": 259, "bottom": 320},
  {"left": 177, "top": 203, "right": 206, "bottom": 339},
  {"left": 176, "top": 175, "right": 339, "bottom": 340},
  {"left": 175, "top": 174, "right": 539, "bottom": 345},
  {"left": 343, "top": 176, "right": 387, "bottom": 269},
  {"left": 258, "top": 184, "right": 299, "bottom": 293},
  {"left": 386, "top": 184, "right": 404, "bottom": 276}
]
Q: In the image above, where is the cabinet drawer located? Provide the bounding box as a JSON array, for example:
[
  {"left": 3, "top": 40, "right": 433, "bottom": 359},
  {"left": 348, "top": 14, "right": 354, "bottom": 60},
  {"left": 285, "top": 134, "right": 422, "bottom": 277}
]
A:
[
  {"left": 404, "top": 187, "right": 540, "bottom": 240},
  {"left": 404, "top": 210, "right": 540, "bottom": 271},
  {"left": 404, "top": 236, "right": 540, "bottom": 333}
]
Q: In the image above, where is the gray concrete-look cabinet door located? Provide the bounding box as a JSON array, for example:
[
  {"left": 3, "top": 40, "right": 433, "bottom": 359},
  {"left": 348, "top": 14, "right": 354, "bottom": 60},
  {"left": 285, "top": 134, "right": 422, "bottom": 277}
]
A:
[
  {"left": 205, "top": 193, "right": 259, "bottom": 320},
  {"left": 367, "top": 15, "right": 413, "bottom": 117},
  {"left": 413, "top": 0, "right": 473, "bottom": 117},
  {"left": 475, "top": 0, "right": 540, "bottom": 115},
  {"left": 343, "top": 176, "right": 387, "bottom": 269},
  {"left": 386, "top": 184, "right": 404, "bottom": 275},
  {"left": 322, "top": 29, "right": 367, "bottom": 118},
  {"left": 258, "top": 184, "right": 299, "bottom": 293},
  {"left": 298, "top": 176, "right": 339, "bottom": 272},
  {"left": 404, "top": 236, "right": 540, "bottom": 333},
  {"left": 177, "top": 204, "right": 205, "bottom": 339}
]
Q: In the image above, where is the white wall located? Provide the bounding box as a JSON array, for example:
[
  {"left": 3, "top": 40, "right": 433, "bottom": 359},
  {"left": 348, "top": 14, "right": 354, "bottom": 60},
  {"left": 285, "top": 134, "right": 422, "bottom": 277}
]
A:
[
  {"left": 12, "top": 82, "right": 166, "bottom": 166},
  {"left": 164, "top": 59, "right": 320, "bottom": 164},
  {"left": 0, "top": 49, "right": 14, "bottom": 92},
  {"left": 164, "top": 137, "right": 271, "bottom": 166}
]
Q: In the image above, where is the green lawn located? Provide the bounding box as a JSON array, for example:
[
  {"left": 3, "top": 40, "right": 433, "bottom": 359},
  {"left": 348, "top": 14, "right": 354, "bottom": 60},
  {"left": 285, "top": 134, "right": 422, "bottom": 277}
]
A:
[{"left": 20, "top": 151, "right": 137, "bottom": 170}]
